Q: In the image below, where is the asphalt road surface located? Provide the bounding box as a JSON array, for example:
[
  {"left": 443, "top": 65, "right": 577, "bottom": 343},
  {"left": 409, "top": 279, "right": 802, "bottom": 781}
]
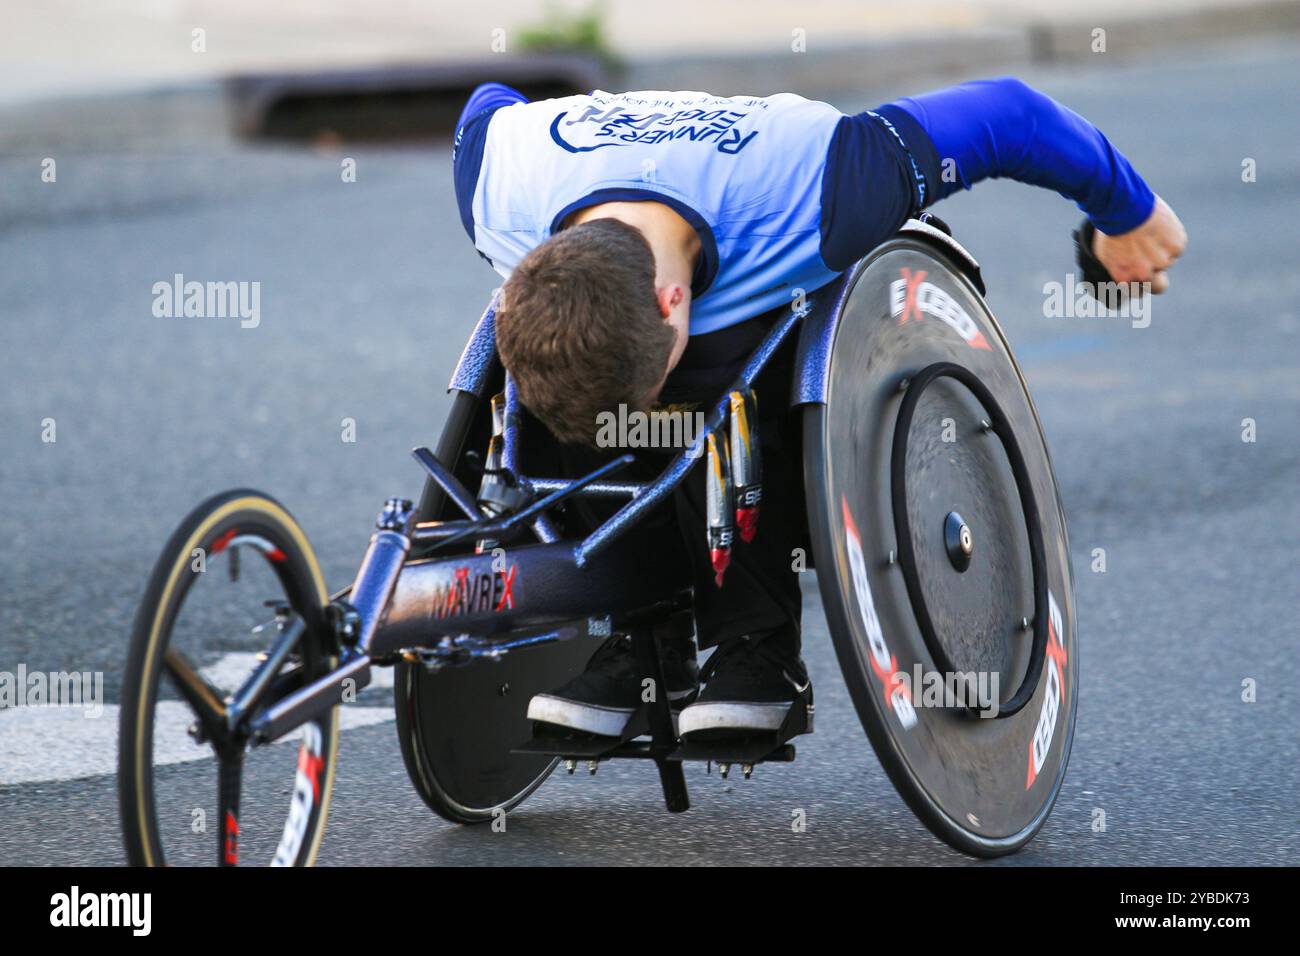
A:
[{"left": 1, "top": 39, "right": 1297, "bottom": 866}]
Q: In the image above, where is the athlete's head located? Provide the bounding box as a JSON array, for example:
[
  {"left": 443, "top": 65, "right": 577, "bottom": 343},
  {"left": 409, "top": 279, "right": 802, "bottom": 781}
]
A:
[{"left": 495, "top": 218, "right": 678, "bottom": 446}]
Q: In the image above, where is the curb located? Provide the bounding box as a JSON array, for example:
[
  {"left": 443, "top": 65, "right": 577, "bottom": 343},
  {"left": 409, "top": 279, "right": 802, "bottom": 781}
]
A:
[
  {"left": 1028, "top": 0, "right": 1300, "bottom": 61},
  {"left": 224, "top": 53, "right": 607, "bottom": 141},
  {"left": 621, "top": 29, "right": 1033, "bottom": 96},
  {"left": 1, "top": 0, "right": 1296, "bottom": 150},
  {"left": 623, "top": 0, "right": 1300, "bottom": 93},
  {"left": 0, "top": 84, "right": 229, "bottom": 154}
]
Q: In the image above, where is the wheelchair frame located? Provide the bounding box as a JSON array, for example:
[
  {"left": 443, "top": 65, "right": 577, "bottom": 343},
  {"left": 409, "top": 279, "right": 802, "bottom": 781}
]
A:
[{"left": 216, "top": 221, "right": 989, "bottom": 812}]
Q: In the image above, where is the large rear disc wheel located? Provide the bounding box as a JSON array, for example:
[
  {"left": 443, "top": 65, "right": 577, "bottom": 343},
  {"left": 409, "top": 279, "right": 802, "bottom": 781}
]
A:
[{"left": 805, "top": 240, "right": 1078, "bottom": 857}]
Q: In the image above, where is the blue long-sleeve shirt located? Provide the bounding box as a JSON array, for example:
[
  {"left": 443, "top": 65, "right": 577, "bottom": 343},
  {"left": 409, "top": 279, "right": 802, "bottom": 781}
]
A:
[{"left": 454, "top": 78, "right": 1155, "bottom": 334}]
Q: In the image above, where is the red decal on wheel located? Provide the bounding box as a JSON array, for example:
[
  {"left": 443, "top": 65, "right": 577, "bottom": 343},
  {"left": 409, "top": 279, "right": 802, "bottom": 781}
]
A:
[
  {"left": 898, "top": 267, "right": 928, "bottom": 325},
  {"left": 297, "top": 745, "right": 324, "bottom": 801},
  {"left": 210, "top": 528, "right": 238, "bottom": 555},
  {"left": 1026, "top": 592, "right": 1068, "bottom": 789},
  {"left": 223, "top": 811, "right": 239, "bottom": 864},
  {"left": 842, "top": 496, "right": 917, "bottom": 730}
]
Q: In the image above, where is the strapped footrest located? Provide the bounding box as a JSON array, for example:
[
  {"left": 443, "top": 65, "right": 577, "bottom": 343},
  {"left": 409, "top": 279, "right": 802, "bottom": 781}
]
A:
[
  {"left": 510, "top": 618, "right": 811, "bottom": 809},
  {"left": 514, "top": 685, "right": 812, "bottom": 768},
  {"left": 511, "top": 619, "right": 692, "bottom": 810}
]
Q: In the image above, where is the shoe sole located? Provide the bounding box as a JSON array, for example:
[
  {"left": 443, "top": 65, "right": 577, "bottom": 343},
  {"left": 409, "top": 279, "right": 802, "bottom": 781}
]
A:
[
  {"left": 677, "top": 700, "right": 802, "bottom": 737},
  {"left": 527, "top": 695, "right": 634, "bottom": 737},
  {"left": 527, "top": 692, "right": 694, "bottom": 738}
]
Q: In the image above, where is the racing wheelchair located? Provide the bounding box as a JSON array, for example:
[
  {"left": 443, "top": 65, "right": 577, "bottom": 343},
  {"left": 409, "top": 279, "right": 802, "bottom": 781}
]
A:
[{"left": 118, "top": 217, "right": 1082, "bottom": 864}]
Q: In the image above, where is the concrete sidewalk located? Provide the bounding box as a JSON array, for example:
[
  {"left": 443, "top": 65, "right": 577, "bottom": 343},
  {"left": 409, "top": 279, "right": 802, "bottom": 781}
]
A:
[{"left": 2, "top": 0, "right": 1297, "bottom": 146}]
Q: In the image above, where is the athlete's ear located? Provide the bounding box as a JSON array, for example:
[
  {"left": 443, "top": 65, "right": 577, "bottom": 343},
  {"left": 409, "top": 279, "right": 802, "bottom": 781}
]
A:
[{"left": 656, "top": 283, "right": 684, "bottom": 319}]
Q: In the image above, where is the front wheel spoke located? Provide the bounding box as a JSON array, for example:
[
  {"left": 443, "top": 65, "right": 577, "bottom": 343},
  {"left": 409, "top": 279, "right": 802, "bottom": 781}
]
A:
[
  {"left": 217, "top": 756, "right": 243, "bottom": 866},
  {"left": 229, "top": 617, "right": 305, "bottom": 720},
  {"left": 163, "top": 649, "right": 226, "bottom": 737}
]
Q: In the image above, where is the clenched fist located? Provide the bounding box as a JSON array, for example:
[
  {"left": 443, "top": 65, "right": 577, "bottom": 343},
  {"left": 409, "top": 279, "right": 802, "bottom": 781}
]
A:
[{"left": 1093, "top": 195, "right": 1187, "bottom": 294}]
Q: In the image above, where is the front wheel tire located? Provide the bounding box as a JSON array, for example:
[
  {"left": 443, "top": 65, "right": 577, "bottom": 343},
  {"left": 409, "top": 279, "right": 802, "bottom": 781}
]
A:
[{"left": 118, "top": 490, "right": 340, "bottom": 866}]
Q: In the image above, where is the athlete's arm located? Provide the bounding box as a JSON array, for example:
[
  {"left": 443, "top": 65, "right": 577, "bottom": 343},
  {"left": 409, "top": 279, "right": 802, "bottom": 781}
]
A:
[
  {"left": 885, "top": 77, "right": 1155, "bottom": 232},
  {"left": 821, "top": 77, "right": 1185, "bottom": 290},
  {"left": 881, "top": 77, "right": 1185, "bottom": 291}
]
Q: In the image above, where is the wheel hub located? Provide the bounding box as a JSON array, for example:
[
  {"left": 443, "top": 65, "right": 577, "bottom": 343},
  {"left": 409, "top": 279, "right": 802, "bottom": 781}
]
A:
[{"left": 944, "top": 510, "right": 973, "bottom": 572}]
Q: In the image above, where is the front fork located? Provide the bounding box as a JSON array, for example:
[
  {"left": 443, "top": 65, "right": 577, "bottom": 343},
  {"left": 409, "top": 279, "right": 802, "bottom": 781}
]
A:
[{"left": 248, "top": 498, "right": 416, "bottom": 744}]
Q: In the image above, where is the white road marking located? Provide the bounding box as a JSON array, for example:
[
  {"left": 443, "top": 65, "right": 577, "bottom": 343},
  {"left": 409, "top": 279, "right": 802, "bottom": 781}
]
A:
[
  {"left": 0, "top": 652, "right": 395, "bottom": 786},
  {"left": 0, "top": 704, "right": 393, "bottom": 786}
]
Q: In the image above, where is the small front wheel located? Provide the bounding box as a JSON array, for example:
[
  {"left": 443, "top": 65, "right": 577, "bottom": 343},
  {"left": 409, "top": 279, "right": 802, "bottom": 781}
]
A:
[{"left": 118, "top": 490, "right": 340, "bottom": 866}]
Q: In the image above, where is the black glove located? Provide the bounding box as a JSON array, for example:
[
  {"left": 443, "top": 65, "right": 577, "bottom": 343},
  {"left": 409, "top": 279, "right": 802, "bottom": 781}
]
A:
[{"left": 1072, "top": 218, "right": 1117, "bottom": 296}]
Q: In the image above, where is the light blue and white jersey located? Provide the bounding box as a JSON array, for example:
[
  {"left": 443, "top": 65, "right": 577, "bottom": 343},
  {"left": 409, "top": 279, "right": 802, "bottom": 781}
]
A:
[
  {"left": 460, "top": 89, "right": 845, "bottom": 336},
  {"left": 455, "top": 80, "right": 1158, "bottom": 338}
]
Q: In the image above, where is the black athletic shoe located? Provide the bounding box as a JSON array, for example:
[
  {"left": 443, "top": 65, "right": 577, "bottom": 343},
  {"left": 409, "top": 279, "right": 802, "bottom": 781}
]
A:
[
  {"left": 526, "top": 631, "right": 699, "bottom": 737},
  {"left": 678, "top": 630, "right": 812, "bottom": 738}
]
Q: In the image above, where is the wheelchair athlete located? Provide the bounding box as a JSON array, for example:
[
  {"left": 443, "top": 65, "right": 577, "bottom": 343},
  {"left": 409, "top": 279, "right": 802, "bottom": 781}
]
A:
[{"left": 450, "top": 79, "right": 1186, "bottom": 742}]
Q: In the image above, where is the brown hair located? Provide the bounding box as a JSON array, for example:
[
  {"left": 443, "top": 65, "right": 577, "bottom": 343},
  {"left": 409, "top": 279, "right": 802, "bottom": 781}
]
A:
[{"left": 495, "top": 217, "right": 676, "bottom": 446}]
